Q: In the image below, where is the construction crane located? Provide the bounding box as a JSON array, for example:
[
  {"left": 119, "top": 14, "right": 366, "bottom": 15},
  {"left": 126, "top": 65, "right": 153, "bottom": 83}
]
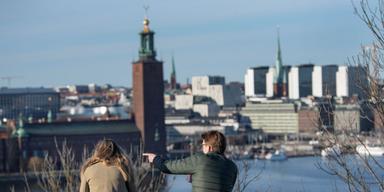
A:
[{"left": 0, "top": 76, "right": 22, "bottom": 87}]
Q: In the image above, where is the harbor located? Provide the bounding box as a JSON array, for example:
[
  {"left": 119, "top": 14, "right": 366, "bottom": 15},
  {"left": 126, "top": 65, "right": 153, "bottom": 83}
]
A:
[{"left": 169, "top": 156, "right": 384, "bottom": 192}]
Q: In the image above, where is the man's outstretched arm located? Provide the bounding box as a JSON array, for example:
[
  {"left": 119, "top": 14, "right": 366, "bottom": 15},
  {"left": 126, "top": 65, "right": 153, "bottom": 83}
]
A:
[{"left": 143, "top": 153, "right": 199, "bottom": 174}]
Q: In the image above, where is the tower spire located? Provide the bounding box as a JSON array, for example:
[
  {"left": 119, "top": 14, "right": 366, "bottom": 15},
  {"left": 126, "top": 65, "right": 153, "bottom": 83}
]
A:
[
  {"left": 273, "top": 26, "right": 287, "bottom": 97},
  {"left": 170, "top": 54, "right": 177, "bottom": 89},
  {"left": 143, "top": 5, "right": 150, "bottom": 32},
  {"left": 139, "top": 5, "right": 156, "bottom": 60},
  {"left": 274, "top": 26, "right": 283, "bottom": 83}
]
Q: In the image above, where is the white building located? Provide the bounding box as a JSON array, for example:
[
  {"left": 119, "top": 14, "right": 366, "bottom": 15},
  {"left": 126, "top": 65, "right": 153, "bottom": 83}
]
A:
[
  {"left": 246, "top": 64, "right": 368, "bottom": 101},
  {"left": 266, "top": 67, "right": 275, "bottom": 97},
  {"left": 312, "top": 66, "right": 322, "bottom": 97},
  {"left": 288, "top": 66, "right": 299, "bottom": 99},
  {"left": 241, "top": 101, "right": 299, "bottom": 134},
  {"left": 244, "top": 67, "right": 270, "bottom": 97},
  {"left": 192, "top": 76, "right": 225, "bottom": 96},
  {"left": 192, "top": 76, "right": 242, "bottom": 107},
  {"left": 288, "top": 64, "right": 315, "bottom": 99},
  {"left": 336, "top": 65, "right": 368, "bottom": 98},
  {"left": 193, "top": 103, "right": 220, "bottom": 117},
  {"left": 175, "top": 94, "right": 194, "bottom": 110},
  {"left": 312, "top": 65, "right": 338, "bottom": 97},
  {"left": 244, "top": 69, "right": 255, "bottom": 97},
  {"left": 333, "top": 104, "right": 373, "bottom": 133}
]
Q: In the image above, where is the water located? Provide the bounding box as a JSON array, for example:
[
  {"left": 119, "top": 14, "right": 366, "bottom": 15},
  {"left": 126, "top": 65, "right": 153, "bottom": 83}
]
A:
[{"left": 168, "top": 156, "right": 384, "bottom": 192}]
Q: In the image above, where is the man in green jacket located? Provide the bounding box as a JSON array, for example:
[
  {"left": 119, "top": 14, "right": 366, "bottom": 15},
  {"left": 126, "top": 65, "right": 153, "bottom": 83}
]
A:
[{"left": 144, "top": 130, "right": 238, "bottom": 192}]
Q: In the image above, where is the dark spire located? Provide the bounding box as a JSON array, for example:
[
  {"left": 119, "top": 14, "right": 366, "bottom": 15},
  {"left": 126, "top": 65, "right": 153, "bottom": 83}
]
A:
[
  {"left": 274, "top": 27, "right": 283, "bottom": 84},
  {"left": 170, "top": 55, "right": 177, "bottom": 89}
]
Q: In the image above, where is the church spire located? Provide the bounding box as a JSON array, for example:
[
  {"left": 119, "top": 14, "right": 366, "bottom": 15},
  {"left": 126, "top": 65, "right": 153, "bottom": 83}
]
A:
[
  {"left": 170, "top": 55, "right": 177, "bottom": 89},
  {"left": 274, "top": 27, "right": 283, "bottom": 84},
  {"left": 139, "top": 6, "right": 156, "bottom": 60},
  {"left": 273, "top": 27, "right": 287, "bottom": 98}
]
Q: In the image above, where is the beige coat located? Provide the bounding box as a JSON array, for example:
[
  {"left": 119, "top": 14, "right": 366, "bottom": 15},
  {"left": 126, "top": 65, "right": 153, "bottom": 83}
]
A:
[{"left": 79, "top": 162, "right": 134, "bottom": 192}]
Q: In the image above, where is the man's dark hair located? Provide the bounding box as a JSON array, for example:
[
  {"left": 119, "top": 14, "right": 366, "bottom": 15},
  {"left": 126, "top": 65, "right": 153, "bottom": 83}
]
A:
[{"left": 201, "top": 130, "right": 226, "bottom": 154}]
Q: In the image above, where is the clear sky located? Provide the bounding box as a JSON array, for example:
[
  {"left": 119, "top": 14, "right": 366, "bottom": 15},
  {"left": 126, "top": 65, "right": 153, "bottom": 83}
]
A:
[{"left": 0, "top": 0, "right": 374, "bottom": 88}]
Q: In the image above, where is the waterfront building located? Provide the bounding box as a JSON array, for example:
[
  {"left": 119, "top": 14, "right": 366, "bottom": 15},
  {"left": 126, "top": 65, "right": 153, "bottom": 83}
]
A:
[
  {"left": 241, "top": 101, "right": 299, "bottom": 135},
  {"left": 241, "top": 97, "right": 335, "bottom": 136},
  {"left": 298, "top": 98, "right": 334, "bottom": 134},
  {"left": 0, "top": 87, "right": 60, "bottom": 122},
  {"left": 298, "top": 107, "right": 318, "bottom": 134},
  {"left": 334, "top": 104, "right": 373, "bottom": 133},
  {"left": 132, "top": 16, "right": 166, "bottom": 154}
]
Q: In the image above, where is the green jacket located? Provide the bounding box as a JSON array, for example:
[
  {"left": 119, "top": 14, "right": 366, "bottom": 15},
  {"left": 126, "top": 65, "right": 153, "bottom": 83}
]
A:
[{"left": 154, "top": 152, "right": 238, "bottom": 192}]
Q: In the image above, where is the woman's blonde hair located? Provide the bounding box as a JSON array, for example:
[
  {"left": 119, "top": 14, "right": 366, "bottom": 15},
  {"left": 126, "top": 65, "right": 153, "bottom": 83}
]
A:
[{"left": 81, "top": 139, "right": 132, "bottom": 181}]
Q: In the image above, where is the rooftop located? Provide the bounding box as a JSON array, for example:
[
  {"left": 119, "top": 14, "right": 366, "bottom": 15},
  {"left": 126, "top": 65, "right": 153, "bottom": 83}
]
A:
[
  {"left": 22, "top": 119, "right": 138, "bottom": 136},
  {"left": 0, "top": 87, "right": 57, "bottom": 95}
]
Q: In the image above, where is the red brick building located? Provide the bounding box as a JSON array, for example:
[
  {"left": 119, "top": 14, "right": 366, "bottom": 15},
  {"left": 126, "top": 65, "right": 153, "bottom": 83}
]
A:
[
  {"left": 132, "top": 17, "right": 166, "bottom": 154},
  {"left": 0, "top": 119, "right": 140, "bottom": 173}
]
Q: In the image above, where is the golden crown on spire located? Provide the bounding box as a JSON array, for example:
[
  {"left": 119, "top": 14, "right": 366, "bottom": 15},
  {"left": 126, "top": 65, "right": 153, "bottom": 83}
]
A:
[{"left": 143, "top": 18, "right": 150, "bottom": 32}]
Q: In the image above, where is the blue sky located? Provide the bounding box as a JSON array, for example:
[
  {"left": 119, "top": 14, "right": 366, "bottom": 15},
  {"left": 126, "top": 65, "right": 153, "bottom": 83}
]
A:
[{"left": 0, "top": 0, "right": 374, "bottom": 87}]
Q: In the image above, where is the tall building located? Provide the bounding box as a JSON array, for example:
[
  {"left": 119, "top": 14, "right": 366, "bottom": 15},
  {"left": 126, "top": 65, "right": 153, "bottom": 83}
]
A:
[
  {"left": 312, "top": 65, "right": 338, "bottom": 97},
  {"left": 288, "top": 64, "right": 314, "bottom": 99},
  {"left": 132, "top": 16, "right": 166, "bottom": 154},
  {"left": 244, "top": 67, "right": 269, "bottom": 97},
  {"left": 266, "top": 67, "right": 275, "bottom": 97},
  {"left": 336, "top": 65, "right": 368, "bottom": 98}
]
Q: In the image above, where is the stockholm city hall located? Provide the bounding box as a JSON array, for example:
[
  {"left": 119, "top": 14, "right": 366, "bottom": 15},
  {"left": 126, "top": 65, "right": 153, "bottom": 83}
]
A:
[{"left": 132, "top": 16, "right": 166, "bottom": 154}]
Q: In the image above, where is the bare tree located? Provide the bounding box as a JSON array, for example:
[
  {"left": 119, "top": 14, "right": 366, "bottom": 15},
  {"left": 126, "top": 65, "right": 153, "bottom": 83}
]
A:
[
  {"left": 233, "top": 160, "right": 264, "bottom": 192},
  {"left": 316, "top": 1, "right": 384, "bottom": 191},
  {"left": 22, "top": 140, "right": 169, "bottom": 192},
  {"left": 32, "top": 139, "right": 80, "bottom": 192}
]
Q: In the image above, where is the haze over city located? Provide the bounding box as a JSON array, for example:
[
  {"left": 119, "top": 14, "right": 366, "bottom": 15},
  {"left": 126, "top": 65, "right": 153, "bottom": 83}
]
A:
[{"left": 0, "top": 0, "right": 373, "bottom": 87}]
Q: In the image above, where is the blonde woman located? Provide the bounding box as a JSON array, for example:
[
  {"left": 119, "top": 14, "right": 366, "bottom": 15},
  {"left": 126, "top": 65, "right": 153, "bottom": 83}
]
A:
[{"left": 79, "top": 139, "right": 135, "bottom": 192}]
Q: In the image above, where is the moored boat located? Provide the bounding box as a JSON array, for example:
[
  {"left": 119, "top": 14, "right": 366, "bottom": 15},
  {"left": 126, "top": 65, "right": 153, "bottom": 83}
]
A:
[
  {"left": 356, "top": 144, "right": 384, "bottom": 156},
  {"left": 265, "top": 150, "right": 287, "bottom": 161},
  {"left": 321, "top": 144, "right": 341, "bottom": 157}
]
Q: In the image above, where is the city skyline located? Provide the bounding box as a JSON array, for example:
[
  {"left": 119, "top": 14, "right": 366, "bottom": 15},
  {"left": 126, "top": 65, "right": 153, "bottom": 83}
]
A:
[{"left": 0, "top": 0, "right": 374, "bottom": 88}]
